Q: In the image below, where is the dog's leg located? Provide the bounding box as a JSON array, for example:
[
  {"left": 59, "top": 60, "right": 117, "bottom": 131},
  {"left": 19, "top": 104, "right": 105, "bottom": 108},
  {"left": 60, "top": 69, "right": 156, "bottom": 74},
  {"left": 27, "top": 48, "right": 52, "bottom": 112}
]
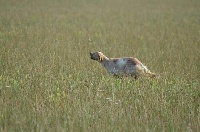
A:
[{"left": 134, "top": 75, "right": 138, "bottom": 80}]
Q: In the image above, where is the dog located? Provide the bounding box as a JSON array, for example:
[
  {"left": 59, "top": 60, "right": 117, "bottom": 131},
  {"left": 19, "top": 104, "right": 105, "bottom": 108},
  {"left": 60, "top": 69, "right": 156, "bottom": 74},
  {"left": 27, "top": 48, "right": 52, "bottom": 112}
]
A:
[{"left": 90, "top": 51, "right": 157, "bottom": 79}]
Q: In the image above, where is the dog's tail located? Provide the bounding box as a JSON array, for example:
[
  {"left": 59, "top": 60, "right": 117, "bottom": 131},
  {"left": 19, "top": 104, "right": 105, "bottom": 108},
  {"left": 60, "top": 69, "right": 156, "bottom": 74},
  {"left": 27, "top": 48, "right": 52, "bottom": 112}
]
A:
[{"left": 136, "top": 64, "right": 159, "bottom": 79}]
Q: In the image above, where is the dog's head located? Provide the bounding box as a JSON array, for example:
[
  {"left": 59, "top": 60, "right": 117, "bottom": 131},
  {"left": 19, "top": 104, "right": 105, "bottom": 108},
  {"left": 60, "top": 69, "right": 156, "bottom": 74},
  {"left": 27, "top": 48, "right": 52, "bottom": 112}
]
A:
[{"left": 90, "top": 52, "right": 105, "bottom": 62}]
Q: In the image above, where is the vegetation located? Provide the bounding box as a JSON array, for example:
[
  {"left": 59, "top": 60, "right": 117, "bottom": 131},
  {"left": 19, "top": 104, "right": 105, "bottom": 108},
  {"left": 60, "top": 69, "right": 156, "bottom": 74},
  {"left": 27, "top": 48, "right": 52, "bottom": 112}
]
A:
[{"left": 0, "top": 0, "right": 199, "bottom": 131}]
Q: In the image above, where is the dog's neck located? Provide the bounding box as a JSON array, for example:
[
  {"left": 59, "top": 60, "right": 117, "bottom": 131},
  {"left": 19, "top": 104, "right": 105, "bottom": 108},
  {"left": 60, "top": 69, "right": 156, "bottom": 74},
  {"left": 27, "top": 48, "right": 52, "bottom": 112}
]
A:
[{"left": 99, "top": 56, "right": 109, "bottom": 66}]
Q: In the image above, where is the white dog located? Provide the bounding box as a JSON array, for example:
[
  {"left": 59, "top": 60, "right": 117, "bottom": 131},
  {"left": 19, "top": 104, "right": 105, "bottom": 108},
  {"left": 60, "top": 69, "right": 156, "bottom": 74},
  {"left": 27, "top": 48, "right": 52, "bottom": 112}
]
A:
[{"left": 90, "top": 51, "right": 157, "bottom": 79}]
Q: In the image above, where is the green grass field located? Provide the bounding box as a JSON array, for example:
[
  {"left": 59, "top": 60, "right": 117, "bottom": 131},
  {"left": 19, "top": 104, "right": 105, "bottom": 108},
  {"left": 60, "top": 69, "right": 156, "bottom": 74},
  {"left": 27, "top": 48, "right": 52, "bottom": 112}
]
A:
[{"left": 0, "top": 0, "right": 199, "bottom": 131}]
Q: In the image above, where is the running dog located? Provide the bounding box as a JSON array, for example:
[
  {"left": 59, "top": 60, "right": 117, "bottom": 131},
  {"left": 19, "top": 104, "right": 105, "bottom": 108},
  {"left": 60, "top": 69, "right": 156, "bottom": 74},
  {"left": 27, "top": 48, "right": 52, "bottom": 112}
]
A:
[{"left": 90, "top": 51, "right": 157, "bottom": 79}]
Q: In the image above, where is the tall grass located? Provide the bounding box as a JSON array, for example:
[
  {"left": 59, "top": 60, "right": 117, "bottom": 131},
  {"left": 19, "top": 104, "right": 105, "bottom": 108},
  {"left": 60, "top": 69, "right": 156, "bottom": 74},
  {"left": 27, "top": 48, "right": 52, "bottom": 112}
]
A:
[{"left": 0, "top": 0, "right": 199, "bottom": 131}]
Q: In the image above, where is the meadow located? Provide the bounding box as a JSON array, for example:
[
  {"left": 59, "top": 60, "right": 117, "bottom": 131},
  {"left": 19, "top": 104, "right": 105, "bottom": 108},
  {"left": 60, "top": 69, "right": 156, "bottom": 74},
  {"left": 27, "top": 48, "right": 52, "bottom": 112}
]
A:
[{"left": 0, "top": 0, "right": 199, "bottom": 131}]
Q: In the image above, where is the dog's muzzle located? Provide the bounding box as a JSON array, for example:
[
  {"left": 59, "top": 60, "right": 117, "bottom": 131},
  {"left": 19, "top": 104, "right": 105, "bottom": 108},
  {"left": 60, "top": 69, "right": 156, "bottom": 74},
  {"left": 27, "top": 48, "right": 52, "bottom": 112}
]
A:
[{"left": 90, "top": 52, "right": 95, "bottom": 60}]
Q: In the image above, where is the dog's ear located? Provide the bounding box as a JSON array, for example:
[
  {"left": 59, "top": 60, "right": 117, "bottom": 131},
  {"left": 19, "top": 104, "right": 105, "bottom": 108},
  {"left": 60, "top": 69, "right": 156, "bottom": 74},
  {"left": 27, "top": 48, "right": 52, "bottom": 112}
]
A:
[{"left": 98, "top": 52, "right": 104, "bottom": 61}]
